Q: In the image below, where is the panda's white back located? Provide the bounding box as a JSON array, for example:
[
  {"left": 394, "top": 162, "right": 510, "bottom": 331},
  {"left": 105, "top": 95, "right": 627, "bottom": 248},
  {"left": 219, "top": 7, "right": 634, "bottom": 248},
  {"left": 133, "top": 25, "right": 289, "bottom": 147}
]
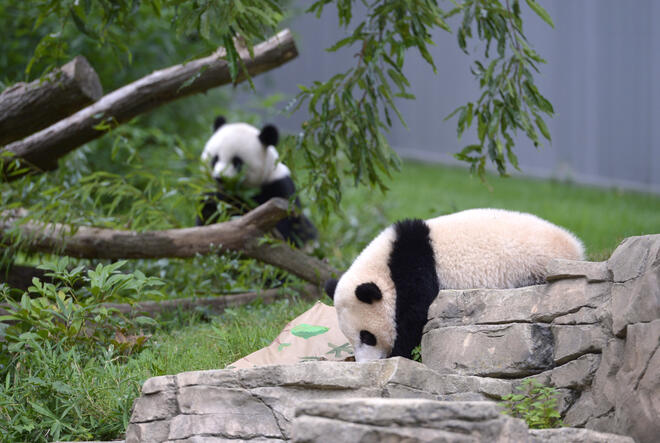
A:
[{"left": 426, "top": 208, "right": 585, "bottom": 289}]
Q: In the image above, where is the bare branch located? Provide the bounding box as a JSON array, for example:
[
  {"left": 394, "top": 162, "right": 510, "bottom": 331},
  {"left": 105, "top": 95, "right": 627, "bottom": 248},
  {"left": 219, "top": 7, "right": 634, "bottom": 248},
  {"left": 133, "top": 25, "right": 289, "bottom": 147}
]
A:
[
  {"left": 0, "top": 56, "right": 103, "bottom": 145},
  {"left": 1, "top": 29, "right": 298, "bottom": 180},
  {"left": 1, "top": 198, "right": 338, "bottom": 285}
]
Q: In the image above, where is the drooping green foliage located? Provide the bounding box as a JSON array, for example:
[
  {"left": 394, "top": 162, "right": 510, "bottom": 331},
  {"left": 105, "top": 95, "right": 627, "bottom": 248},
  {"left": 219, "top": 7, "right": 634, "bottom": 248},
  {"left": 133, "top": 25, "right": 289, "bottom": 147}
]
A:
[
  {"left": 449, "top": 0, "right": 555, "bottom": 177},
  {"left": 1, "top": 0, "right": 555, "bottom": 215},
  {"left": 286, "top": 0, "right": 555, "bottom": 215}
]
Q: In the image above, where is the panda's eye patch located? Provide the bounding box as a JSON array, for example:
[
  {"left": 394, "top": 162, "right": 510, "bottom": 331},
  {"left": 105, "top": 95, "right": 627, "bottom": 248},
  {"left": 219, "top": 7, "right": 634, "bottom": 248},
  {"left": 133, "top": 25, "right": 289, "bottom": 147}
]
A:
[
  {"left": 210, "top": 155, "right": 219, "bottom": 168},
  {"left": 231, "top": 156, "right": 244, "bottom": 172},
  {"left": 355, "top": 282, "right": 382, "bottom": 304},
  {"left": 360, "top": 330, "right": 377, "bottom": 346}
]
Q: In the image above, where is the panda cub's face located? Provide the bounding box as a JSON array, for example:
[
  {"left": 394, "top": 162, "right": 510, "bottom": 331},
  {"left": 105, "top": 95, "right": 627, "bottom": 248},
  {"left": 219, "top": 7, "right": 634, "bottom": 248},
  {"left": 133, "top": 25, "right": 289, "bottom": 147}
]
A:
[
  {"left": 201, "top": 117, "right": 284, "bottom": 188},
  {"left": 326, "top": 275, "right": 397, "bottom": 362}
]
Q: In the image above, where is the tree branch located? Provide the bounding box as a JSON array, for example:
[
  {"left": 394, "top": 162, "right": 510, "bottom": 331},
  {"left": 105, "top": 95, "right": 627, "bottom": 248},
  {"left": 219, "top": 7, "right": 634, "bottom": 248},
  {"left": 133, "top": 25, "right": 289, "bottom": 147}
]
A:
[
  {"left": 1, "top": 29, "right": 298, "bottom": 180},
  {"left": 1, "top": 198, "right": 337, "bottom": 286},
  {"left": 0, "top": 56, "right": 103, "bottom": 146}
]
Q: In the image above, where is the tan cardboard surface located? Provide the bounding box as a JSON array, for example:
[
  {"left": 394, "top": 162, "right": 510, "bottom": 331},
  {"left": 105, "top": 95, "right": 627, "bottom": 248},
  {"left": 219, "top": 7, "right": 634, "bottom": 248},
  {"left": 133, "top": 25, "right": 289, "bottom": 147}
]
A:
[{"left": 229, "top": 301, "right": 352, "bottom": 368}]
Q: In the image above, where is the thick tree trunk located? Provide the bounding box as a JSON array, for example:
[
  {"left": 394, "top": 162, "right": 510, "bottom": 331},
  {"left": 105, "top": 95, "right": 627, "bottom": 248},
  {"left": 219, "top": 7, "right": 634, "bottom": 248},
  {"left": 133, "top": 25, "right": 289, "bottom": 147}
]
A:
[
  {"left": 1, "top": 198, "right": 337, "bottom": 286},
  {"left": 0, "top": 56, "right": 103, "bottom": 145},
  {"left": 1, "top": 30, "right": 297, "bottom": 180}
]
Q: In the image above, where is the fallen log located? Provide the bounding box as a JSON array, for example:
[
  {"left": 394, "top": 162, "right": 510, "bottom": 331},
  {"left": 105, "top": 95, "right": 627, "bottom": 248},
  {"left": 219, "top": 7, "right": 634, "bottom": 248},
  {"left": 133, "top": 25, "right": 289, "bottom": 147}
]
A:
[
  {"left": 0, "top": 56, "right": 103, "bottom": 145},
  {"left": 1, "top": 29, "right": 297, "bottom": 180},
  {"left": 0, "top": 198, "right": 337, "bottom": 285}
]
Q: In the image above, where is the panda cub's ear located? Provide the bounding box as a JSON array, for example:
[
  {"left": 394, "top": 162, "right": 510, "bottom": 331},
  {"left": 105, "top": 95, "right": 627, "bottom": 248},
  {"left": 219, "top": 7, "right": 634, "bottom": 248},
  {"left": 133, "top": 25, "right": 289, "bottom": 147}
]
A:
[
  {"left": 324, "top": 279, "right": 338, "bottom": 301},
  {"left": 259, "top": 124, "right": 279, "bottom": 147},
  {"left": 213, "top": 116, "right": 226, "bottom": 132},
  {"left": 355, "top": 282, "right": 382, "bottom": 304}
]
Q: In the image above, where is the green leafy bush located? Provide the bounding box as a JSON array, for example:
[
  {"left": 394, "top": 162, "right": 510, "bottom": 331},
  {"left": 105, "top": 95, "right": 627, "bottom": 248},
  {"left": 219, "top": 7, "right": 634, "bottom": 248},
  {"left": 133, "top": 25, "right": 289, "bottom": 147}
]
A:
[
  {"left": 0, "top": 259, "right": 166, "bottom": 442},
  {"left": 411, "top": 345, "right": 422, "bottom": 362},
  {"left": 501, "top": 378, "right": 563, "bottom": 429},
  {"left": 0, "top": 258, "right": 163, "bottom": 362}
]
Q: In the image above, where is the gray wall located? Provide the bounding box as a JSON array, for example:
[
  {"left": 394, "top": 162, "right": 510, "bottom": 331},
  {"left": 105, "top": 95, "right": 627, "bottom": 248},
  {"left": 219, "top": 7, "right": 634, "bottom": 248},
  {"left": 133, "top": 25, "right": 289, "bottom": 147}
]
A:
[{"left": 248, "top": 1, "right": 660, "bottom": 193}]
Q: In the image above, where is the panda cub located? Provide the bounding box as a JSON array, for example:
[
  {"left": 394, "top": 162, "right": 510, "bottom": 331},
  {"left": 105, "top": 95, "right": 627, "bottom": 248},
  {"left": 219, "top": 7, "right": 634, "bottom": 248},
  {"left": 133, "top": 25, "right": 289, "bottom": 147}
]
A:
[
  {"left": 197, "top": 116, "right": 317, "bottom": 248},
  {"left": 325, "top": 208, "right": 585, "bottom": 362}
]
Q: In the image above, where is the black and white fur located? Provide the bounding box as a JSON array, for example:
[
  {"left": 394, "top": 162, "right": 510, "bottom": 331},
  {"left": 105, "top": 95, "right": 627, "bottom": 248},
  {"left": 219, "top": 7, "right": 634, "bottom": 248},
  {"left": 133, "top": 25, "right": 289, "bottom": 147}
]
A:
[
  {"left": 325, "top": 208, "right": 585, "bottom": 362},
  {"left": 197, "top": 116, "right": 317, "bottom": 247}
]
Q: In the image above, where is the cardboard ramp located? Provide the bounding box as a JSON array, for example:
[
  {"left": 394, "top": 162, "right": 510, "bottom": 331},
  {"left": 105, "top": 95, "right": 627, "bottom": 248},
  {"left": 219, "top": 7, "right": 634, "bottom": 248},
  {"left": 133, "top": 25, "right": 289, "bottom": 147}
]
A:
[{"left": 229, "top": 301, "right": 353, "bottom": 368}]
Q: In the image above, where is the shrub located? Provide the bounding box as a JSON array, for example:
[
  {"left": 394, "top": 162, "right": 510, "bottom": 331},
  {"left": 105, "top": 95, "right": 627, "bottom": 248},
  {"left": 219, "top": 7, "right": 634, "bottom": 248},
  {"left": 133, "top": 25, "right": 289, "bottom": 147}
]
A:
[
  {"left": 501, "top": 378, "right": 563, "bottom": 429},
  {"left": 0, "top": 259, "right": 163, "bottom": 442},
  {"left": 0, "top": 258, "right": 162, "bottom": 363}
]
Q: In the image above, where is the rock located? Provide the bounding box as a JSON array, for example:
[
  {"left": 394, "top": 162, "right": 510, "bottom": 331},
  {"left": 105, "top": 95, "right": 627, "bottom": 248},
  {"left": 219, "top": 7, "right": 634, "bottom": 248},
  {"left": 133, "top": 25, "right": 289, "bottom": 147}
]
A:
[
  {"left": 167, "top": 413, "right": 282, "bottom": 441},
  {"left": 130, "top": 390, "right": 178, "bottom": 423},
  {"left": 141, "top": 375, "right": 176, "bottom": 395},
  {"left": 529, "top": 428, "right": 634, "bottom": 443},
  {"left": 607, "top": 234, "right": 660, "bottom": 283},
  {"left": 551, "top": 305, "right": 610, "bottom": 326},
  {"left": 548, "top": 354, "right": 601, "bottom": 389},
  {"left": 535, "top": 280, "right": 610, "bottom": 323},
  {"left": 426, "top": 279, "right": 611, "bottom": 331},
  {"left": 292, "top": 399, "right": 530, "bottom": 443},
  {"left": 612, "top": 319, "right": 660, "bottom": 443},
  {"left": 125, "top": 421, "right": 169, "bottom": 443},
  {"left": 422, "top": 323, "right": 554, "bottom": 377},
  {"left": 545, "top": 259, "right": 611, "bottom": 283},
  {"left": 128, "top": 358, "right": 520, "bottom": 441},
  {"left": 426, "top": 286, "right": 545, "bottom": 328},
  {"left": 551, "top": 325, "right": 608, "bottom": 364},
  {"left": 611, "top": 265, "right": 660, "bottom": 336}
]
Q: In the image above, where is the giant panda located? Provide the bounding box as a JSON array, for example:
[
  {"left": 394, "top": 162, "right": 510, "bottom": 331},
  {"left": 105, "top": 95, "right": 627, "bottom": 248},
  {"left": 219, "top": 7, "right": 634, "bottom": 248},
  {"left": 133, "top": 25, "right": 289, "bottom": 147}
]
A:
[
  {"left": 324, "top": 208, "right": 585, "bottom": 362},
  {"left": 197, "top": 116, "right": 317, "bottom": 248}
]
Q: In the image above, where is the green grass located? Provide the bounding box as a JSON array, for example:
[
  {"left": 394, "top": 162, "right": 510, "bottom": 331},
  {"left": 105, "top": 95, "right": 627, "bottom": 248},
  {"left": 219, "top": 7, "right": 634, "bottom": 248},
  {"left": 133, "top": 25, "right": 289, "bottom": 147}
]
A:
[
  {"left": 0, "top": 297, "right": 314, "bottom": 442},
  {"left": 332, "top": 161, "right": 660, "bottom": 261},
  {"left": 137, "top": 297, "right": 315, "bottom": 373}
]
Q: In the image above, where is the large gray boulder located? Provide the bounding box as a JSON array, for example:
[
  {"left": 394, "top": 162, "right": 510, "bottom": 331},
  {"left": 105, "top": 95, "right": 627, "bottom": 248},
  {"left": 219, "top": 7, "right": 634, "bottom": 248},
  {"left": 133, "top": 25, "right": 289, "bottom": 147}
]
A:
[
  {"left": 292, "top": 399, "right": 634, "bottom": 443},
  {"left": 422, "top": 234, "right": 660, "bottom": 442},
  {"left": 126, "top": 358, "right": 512, "bottom": 442},
  {"left": 292, "top": 399, "right": 529, "bottom": 442}
]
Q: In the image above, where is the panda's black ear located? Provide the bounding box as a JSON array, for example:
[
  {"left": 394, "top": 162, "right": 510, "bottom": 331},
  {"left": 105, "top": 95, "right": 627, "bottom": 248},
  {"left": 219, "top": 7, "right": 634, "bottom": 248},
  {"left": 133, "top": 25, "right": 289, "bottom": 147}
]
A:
[
  {"left": 259, "top": 124, "right": 279, "bottom": 147},
  {"left": 324, "top": 278, "right": 338, "bottom": 301},
  {"left": 355, "top": 282, "right": 382, "bottom": 304},
  {"left": 213, "top": 116, "right": 226, "bottom": 132}
]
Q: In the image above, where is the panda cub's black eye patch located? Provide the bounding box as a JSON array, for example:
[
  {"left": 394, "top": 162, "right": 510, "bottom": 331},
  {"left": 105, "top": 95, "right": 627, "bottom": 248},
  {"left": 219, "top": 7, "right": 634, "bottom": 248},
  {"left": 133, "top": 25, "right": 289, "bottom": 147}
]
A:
[
  {"left": 360, "top": 330, "right": 377, "bottom": 346},
  {"left": 210, "top": 155, "right": 219, "bottom": 167},
  {"left": 355, "top": 282, "right": 382, "bottom": 304},
  {"left": 231, "top": 156, "right": 244, "bottom": 171}
]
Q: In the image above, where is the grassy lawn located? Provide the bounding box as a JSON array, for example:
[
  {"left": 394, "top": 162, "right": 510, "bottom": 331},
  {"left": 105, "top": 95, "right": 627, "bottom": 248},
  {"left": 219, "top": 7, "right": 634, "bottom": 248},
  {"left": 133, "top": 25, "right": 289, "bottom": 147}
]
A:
[{"left": 335, "top": 161, "right": 660, "bottom": 261}]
